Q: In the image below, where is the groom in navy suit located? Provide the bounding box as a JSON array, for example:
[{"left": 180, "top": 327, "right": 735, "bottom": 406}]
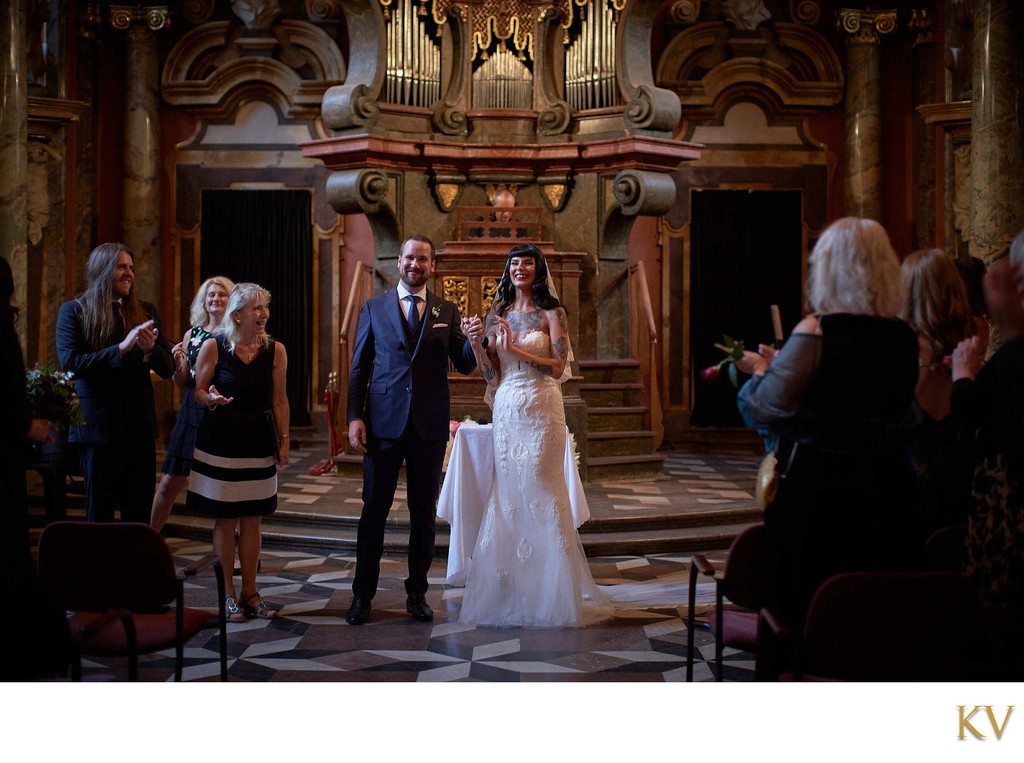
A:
[{"left": 346, "top": 234, "right": 481, "bottom": 624}]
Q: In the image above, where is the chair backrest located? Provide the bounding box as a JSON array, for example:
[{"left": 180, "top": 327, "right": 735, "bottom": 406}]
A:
[
  {"left": 37, "top": 521, "right": 178, "bottom": 613},
  {"left": 720, "top": 523, "right": 764, "bottom": 610},
  {"left": 800, "top": 571, "right": 983, "bottom": 681},
  {"left": 926, "top": 524, "right": 967, "bottom": 571}
]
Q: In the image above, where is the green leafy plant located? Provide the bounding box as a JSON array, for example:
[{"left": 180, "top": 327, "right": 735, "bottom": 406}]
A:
[{"left": 26, "top": 363, "right": 85, "bottom": 431}]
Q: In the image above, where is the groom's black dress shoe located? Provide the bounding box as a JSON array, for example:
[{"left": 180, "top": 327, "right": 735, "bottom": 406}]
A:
[
  {"left": 406, "top": 594, "right": 433, "bottom": 622},
  {"left": 346, "top": 596, "right": 372, "bottom": 625}
]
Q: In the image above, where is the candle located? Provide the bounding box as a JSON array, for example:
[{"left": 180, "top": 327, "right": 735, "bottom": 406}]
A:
[{"left": 770, "top": 304, "right": 783, "bottom": 346}]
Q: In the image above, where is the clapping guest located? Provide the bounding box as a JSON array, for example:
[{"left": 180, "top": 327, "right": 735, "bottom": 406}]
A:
[
  {"left": 952, "top": 230, "right": 1024, "bottom": 621},
  {"left": 735, "top": 218, "right": 923, "bottom": 630},
  {"left": 56, "top": 243, "right": 174, "bottom": 523},
  {"left": 901, "top": 249, "right": 976, "bottom": 537},
  {"left": 150, "top": 277, "right": 234, "bottom": 530},
  {"left": 187, "top": 283, "right": 288, "bottom": 622},
  {"left": 955, "top": 254, "right": 990, "bottom": 349}
]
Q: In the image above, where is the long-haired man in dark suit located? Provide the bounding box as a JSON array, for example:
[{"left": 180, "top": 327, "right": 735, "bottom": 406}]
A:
[
  {"left": 346, "top": 234, "right": 482, "bottom": 624},
  {"left": 56, "top": 243, "right": 174, "bottom": 522}
]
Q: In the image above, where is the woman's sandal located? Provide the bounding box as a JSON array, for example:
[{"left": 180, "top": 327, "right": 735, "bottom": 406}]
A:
[
  {"left": 241, "top": 593, "right": 277, "bottom": 620},
  {"left": 225, "top": 595, "right": 246, "bottom": 623}
]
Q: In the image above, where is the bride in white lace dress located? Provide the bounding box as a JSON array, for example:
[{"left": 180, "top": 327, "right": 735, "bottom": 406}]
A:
[{"left": 459, "top": 244, "right": 610, "bottom": 627}]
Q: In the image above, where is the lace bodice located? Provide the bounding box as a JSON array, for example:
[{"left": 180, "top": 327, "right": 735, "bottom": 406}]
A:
[{"left": 497, "top": 330, "right": 558, "bottom": 386}]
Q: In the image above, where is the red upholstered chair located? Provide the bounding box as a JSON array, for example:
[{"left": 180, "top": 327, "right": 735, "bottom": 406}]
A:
[
  {"left": 686, "top": 523, "right": 764, "bottom": 681},
  {"left": 37, "top": 521, "right": 228, "bottom": 681},
  {"left": 760, "top": 570, "right": 984, "bottom": 681}
]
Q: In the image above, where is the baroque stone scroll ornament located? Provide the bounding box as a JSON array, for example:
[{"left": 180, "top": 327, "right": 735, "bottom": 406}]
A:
[
  {"left": 613, "top": 169, "right": 677, "bottom": 217},
  {"left": 326, "top": 168, "right": 389, "bottom": 214}
]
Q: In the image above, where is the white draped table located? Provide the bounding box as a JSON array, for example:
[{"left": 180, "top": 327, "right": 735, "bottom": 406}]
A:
[{"left": 437, "top": 422, "right": 589, "bottom": 585}]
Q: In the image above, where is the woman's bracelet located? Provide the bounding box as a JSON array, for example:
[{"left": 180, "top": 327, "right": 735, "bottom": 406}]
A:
[{"left": 207, "top": 400, "right": 217, "bottom": 410}]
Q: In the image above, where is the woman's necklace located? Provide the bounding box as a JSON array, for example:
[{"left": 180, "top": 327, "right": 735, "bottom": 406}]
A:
[{"left": 239, "top": 340, "right": 260, "bottom": 362}]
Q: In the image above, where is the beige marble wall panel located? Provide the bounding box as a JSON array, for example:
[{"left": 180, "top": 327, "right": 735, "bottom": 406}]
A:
[
  {"left": 969, "top": 0, "right": 1024, "bottom": 263},
  {"left": 0, "top": 1, "right": 28, "bottom": 348},
  {"left": 912, "top": 35, "right": 937, "bottom": 249},
  {"left": 122, "top": 26, "right": 162, "bottom": 303},
  {"left": 27, "top": 133, "right": 66, "bottom": 366},
  {"left": 843, "top": 42, "right": 883, "bottom": 221}
]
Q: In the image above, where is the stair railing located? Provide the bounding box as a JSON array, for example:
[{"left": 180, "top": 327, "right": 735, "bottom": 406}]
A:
[
  {"left": 338, "top": 262, "right": 376, "bottom": 453},
  {"left": 628, "top": 261, "right": 664, "bottom": 449}
]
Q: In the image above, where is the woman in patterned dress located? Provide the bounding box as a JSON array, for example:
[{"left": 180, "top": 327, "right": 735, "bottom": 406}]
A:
[
  {"left": 150, "top": 276, "right": 233, "bottom": 530},
  {"left": 188, "top": 283, "right": 289, "bottom": 622}
]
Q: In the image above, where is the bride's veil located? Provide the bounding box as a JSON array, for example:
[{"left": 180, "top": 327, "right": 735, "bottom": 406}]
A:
[{"left": 544, "top": 269, "right": 575, "bottom": 385}]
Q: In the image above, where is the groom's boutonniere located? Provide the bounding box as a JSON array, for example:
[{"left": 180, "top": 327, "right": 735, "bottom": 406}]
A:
[{"left": 430, "top": 305, "right": 442, "bottom": 319}]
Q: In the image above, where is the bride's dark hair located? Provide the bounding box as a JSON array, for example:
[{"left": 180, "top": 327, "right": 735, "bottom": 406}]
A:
[{"left": 492, "top": 243, "right": 564, "bottom": 317}]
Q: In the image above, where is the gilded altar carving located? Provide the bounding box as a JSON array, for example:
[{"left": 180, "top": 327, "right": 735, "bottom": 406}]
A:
[{"left": 443, "top": 277, "right": 469, "bottom": 317}]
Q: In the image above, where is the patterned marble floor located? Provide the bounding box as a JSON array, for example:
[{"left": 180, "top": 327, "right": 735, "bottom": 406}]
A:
[
  {"left": 72, "top": 538, "right": 752, "bottom": 683},
  {"left": 18, "top": 444, "right": 987, "bottom": 763}
]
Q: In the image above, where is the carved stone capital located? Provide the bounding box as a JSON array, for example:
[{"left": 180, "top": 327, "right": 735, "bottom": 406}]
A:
[
  {"left": 667, "top": 1, "right": 701, "bottom": 25},
  {"left": 305, "top": 0, "right": 344, "bottom": 21},
  {"left": 612, "top": 170, "right": 676, "bottom": 217},
  {"left": 325, "top": 168, "right": 390, "bottom": 214},
  {"left": 790, "top": 1, "right": 822, "bottom": 26},
  {"left": 110, "top": 5, "right": 172, "bottom": 32},
  {"left": 836, "top": 8, "right": 897, "bottom": 45},
  {"left": 181, "top": 0, "right": 215, "bottom": 24},
  {"left": 322, "top": 84, "right": 381, "bottom": 131}
]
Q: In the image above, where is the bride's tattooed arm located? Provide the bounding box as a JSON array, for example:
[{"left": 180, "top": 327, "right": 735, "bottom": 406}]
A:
[
  {"left": 553, "top": 309, "right": 569, "bottom": 362},
  {"left": 501, "top": 307, "right": 568, "bottom": 379},
  {"left": 473, "top": 312, "right": 501, "bottom": 386}
]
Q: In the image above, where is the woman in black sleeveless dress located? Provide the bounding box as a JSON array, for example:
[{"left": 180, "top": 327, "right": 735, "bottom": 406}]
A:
[{"left": 188, "top": 283, "right": 290, "bottom": 622}]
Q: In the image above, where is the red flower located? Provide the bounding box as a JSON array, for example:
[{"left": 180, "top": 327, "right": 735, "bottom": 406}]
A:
[{"left": 700, "top": 365, "right": 721, "bottom": 384}]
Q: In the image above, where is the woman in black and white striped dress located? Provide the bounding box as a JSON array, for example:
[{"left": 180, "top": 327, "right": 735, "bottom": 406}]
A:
[{"left": 188, "top": 283, "right": 289, "bottom": 622}]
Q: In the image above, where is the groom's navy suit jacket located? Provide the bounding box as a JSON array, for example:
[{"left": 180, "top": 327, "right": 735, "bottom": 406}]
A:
[{"left": 347, "top": 287, "right": 475, "bottom": 440}]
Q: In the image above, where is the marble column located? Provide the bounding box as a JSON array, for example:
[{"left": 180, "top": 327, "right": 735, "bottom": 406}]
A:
[
  {"left": 111, "top": 6, "right": 169, "bottom": 304},
  {"left": 969, "top": 0, "right": 1024, "bottom": 265},
  {"left": 837, "top": 9, "right": 896, "bottom": 221},
  {"left": 910, "top": 8, "right": 937, "bottom": 249},
  {"left": 0, "top": 0, "right": 28, "bottom": 347}
]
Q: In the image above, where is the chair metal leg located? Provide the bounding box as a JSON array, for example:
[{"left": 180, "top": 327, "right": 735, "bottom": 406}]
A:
[
  {"left": 214, "top": 560, "right": 228, "bottom": 681},
  {"left": 686, "top": 562, "right": 698, "bottom": 682},
  {"left": 714, "top": 590, "right": 724, "bottom": 682},
  {"left": 122, "top": 616, "right": 139, "bottom": 681}
]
